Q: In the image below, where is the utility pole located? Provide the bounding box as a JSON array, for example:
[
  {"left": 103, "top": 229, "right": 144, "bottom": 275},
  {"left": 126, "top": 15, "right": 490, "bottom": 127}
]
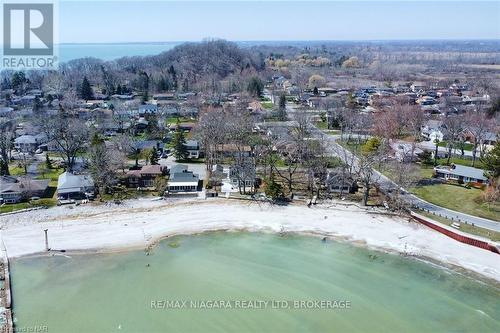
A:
[{"left": 44, "top": 229, "right": 49, "bottom": 251}]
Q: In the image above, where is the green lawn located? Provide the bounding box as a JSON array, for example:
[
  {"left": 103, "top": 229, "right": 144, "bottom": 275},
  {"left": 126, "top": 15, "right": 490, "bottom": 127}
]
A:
[
  {"left": 416, "top": 209, "right": 500, "bottom": 242},
  {"left": 8, "top": 163, "right": 26, "bottom": 176},
  {"left": 411, "top": 184, "right": 499, "bottom": 221},
  {"left": 166, "top": 116, "right": 194, "bottom": 125},
  {"left": 0, "top": 198, "right": 56, "bottom": 214},
  {"left": 315, "top": 121, "right": 328, "bottom": 130},
  {"left": 435, "top": 157, "right": 485, "bottom": 169},
  {"left": 37, "top": 166, "right": 64, "bottom": 186},
  {"left": 261, "top": 101, "right": 274, "bottom": 110},
  {"left": 438, "top": 141, "right": 474, "bottom": 151}
]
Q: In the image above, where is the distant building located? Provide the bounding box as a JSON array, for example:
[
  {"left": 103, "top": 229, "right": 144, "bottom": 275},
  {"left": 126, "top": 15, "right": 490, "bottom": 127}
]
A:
[{"left": 434, "top": 164, "right": 488, "bottom": 184}]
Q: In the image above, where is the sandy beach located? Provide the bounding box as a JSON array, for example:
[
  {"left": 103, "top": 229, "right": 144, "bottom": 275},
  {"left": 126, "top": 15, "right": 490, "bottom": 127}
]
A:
[{"left": 1, "top": 198, "right": 499, "bottom": 282}]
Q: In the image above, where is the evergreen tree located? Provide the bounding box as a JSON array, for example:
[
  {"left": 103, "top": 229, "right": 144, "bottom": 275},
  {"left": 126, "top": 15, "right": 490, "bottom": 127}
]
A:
[
  {"left": 79, "top": 76, "right": 94, "bottom": 101},
  {"left": 277, "top": 94, "right": 287, "bottom": 121},
  {"left": 247, "top": 77, "right": 264, "bottom": 98},
  {"left": 168, "top": 65, "right": 178, "bottom": 90},
  {"left": 149, "top": 147, "right": 159, "bottom": 165},
  {"left": 172, "top": 121, "right": 188, "bottom": 160},
  {"left": 313, "top": 86, "right": 319, "bottom": 95},
  {"left": 265, "top": 173, "right": 284, "bottom": 200},
  {"left": 45, "top": 153, "right": 52, "bottom": 170},
  {"left": 11, "top": 71, "right": 26, "bottom": 92},
  {"left": 481, "top": 141, "right": 500, "bottom": 178}
]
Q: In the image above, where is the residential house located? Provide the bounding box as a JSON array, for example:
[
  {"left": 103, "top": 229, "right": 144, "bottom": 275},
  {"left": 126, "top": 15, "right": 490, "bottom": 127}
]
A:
[
  {"left": 433, "top": 164, "right": 488, "bottom": 184},
  {"left": 421, "top": 120, "right": 444, "bottom": 140},
  {"left": 216, "top": 144, "right": 252, "bottom": 158},
  {"left": 325, "top": 169, "right": 358, "bottom": 194},
  {"left": 14, "top": 134, "right": 46, "bottom": 152},
  {"left": 229, "top": 159, "right": 257, "bottom": 190},
  {"left": 168, "top": 122, "right": 195, "bottom": 132},
  {"left": 184, "top": 140, "right": 200, "bottom": 159},
  {"left": 138, "top": 104, "right": 158, "bottom": 115},
  {"left": 410, "top": 82, "right": 426, "bottom": 93},
  {"left": 463, "top": 128, "right": 498, "bottom": 147},
  {"left": 166, "top": 164, "right": 200, "bottom": 193},
  {"left": 57, "top": 172, "right": 95, "bottom": 200},
  {"left": 390, "top": 141, "right": 423, "bottom": 162},
  {"left": 126, "top": 165, "right": 165, "bottom": 188},
  {"left": 0, "top": 176, "right": 49, "bottom": 204}
]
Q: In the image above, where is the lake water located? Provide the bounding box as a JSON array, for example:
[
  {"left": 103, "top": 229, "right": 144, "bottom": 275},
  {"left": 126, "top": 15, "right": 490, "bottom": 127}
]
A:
[
  {"left": 10, "top": 232, "right": 500, "bottom": 333},
  {"left": 58, "top": 42, "right": 181, "bottom": 62}
]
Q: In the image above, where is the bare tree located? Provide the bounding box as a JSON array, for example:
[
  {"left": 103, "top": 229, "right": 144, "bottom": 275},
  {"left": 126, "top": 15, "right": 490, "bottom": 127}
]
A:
[
  {"left": 466, "top": 110, "right": 493, "bottom": 167},
  {"left": 443, "top": 114, "right": 465, "bottom": 164},
  {"left": 0, "top": 121, "right": 15, "bottom": 175},
  {"left": 41, "top": 111, "right": 89, "bottom": 171}
]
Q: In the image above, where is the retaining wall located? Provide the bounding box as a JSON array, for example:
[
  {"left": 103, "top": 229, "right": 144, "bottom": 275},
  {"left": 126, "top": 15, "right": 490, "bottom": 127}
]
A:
[{"left": 411, "top": 211, "right": 500, "bottom": 255}]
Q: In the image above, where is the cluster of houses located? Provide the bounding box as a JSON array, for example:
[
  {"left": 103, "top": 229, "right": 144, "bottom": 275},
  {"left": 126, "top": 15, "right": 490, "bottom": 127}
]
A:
[
  {"left": 0, "top": 162, "right": 204, "bottom": 205},
  {"left": 269, "top": 75, "right": 491, "bottom": 118}
]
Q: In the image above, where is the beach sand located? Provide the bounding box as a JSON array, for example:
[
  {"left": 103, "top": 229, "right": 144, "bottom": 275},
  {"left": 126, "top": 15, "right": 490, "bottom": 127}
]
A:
[{"left": 1, "top": 198, "right": 499, "bottom": 282}]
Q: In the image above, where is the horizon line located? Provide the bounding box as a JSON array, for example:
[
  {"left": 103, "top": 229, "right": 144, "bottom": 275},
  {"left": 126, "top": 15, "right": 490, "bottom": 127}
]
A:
[{"left": 58, "top": 38, "right": 500, "bottom": 45}]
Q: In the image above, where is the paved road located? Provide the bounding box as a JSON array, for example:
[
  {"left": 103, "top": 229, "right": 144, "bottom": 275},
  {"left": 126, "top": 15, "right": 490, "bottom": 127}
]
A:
[{"left": 287, "top": 105, "right": 500, "bottom": 232}]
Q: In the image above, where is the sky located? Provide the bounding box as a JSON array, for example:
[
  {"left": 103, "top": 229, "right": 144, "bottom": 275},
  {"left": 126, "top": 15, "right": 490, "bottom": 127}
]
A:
[{"left": 58, "top": 1, "right": 500, "bottom": 43}]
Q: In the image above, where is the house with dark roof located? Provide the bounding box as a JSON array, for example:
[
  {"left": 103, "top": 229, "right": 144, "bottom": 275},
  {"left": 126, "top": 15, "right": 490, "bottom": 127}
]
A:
[
  {"left": 126, "top": 165, "right": 165, "bottom": 188},
  {"left": 0, "top": 176, "right": 49, "bottom": 203},
  {"left": 166, "top": 164, "right": 200, "bottom": 193},
  {"left": 184, "top": 140, "right": 200, "bottom": 159},
  {"left": 433, "top": 164, "right": 488, "bottom": 184},
  {"left": 325, "top": 169, "right": 358, "bottom": 194}
]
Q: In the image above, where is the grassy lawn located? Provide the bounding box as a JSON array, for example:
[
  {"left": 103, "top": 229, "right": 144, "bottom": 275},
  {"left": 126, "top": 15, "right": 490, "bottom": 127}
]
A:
[
  {"left": 261, "top": 101, "right": 274, "bottom": 110},
  {"left": 166, "top": 116, "right": 194, "bottom": 124},
  {"left": 323, "top": 129, "right": 341, "bottom": 135},
  {"left": 315, "top": 121, "right": 328, "bottom": 130},
  {"left": 411, "top": 183, "right": 499, "bottom": 221},
  {"left": 8, "top": 163, "right": 26, "bottom": 176},
  {"left": 37, "top": 165, "right": 64, "bottom": 186},
  {"left": 416, "top": 209, "right": 500, "bottom": 242},
  {"left": 0, "top": 198, "right": 56, "bottom": 214},
  {"left": 435, "top": 156, "right": 485, "bottom": 169},
  {"left": 438, "top": 141, "right": 474, "bottom": 151}
]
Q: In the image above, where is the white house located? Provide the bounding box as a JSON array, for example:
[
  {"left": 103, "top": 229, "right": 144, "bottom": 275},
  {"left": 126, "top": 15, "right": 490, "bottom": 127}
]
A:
[
  {"left": 14, "top": 134, "right": 46, "bottom": 152},
  {"left": 57, "top": 172, "right": 95, "bottom": 200},
  {"left": 184, "top": 140, "right": 200, "bottom": 159}
]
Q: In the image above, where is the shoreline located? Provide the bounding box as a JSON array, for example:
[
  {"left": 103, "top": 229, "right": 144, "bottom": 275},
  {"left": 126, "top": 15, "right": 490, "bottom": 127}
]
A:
[
  {"left": 10, "top": 228, "right": 500, "bottom": 289},
  {"left": 1, "top": 198, "right": 499, "bottom": 284}
]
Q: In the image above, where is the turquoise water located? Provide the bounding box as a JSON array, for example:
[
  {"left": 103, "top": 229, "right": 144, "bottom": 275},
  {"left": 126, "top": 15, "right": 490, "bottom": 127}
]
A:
[
  {"left": 58, "top": 42, "right": 180, "bottom": 62},
  {"left": 10, "top": 232, "right": 500, "bottom": 333}
]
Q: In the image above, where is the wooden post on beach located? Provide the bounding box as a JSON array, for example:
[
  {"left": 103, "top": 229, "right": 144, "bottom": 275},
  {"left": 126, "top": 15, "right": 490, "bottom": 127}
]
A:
[{"left": 44, "top": 229, "right": 49, "bottom": 251}]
